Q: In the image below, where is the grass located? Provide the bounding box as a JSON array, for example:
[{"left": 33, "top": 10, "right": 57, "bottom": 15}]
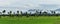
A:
[{"left": 0, "top": 16, "right": 59, "bottom": 24}]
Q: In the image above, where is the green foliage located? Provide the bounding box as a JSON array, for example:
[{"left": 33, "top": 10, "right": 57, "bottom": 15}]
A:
[
  {"left": 17, "top": 11, "right": 19, "bottom": 14},
  {"left": 0, "top": 10, "right": 59, "bottom": 17},
  {"left": 2, "top": 10, "right": 6, "bottom": 13}
]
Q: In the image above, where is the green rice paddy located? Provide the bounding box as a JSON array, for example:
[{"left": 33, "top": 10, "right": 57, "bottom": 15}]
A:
[{"left": 0, "top": 16, "right": 59, "bottom": 24}]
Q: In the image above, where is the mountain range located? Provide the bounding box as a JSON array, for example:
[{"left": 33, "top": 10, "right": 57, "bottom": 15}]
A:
[{"left": 55, "top": 8, "right": 60, "bottom": 11}]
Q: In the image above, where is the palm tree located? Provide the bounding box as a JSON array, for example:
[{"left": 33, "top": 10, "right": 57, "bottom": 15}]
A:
[
  {"left": 42, "top": 11, "right": 48, "bottom": 16},
  {"left": 2, "top": 10, "right": 6, "bottom": 14},
  {"left": 39, "top": 11, "right": 42, "bottom": 16},
  {"left": 35, "top": 10, "right": 39, "bottom": 16},
  {"left": 17, "top": 11, "right": 20, "bottom": 16},
  {"left": 0, "top": 12, "right": 2, "bottom": 15},
  {"left": 50, "top": 11, "right": 56, "bottom": 14},
  {"left": 20, "top": 11, "right": 23, "bottom": 17},
  {"left": 9, "top": 11, "right": 12, "bottom": 16},
  {"left": 30, "top": 12, "right": 31, "bottom": 16},
  {"left": 17, "top": 11, "right": 19, "bottom": 14},
  {"left": 25, "top": 12, "right": 29, "bottom": 17},
  {"left": 53, "top": 11, "right": 56, "bottom": 14},
  {"left": 20, "top": 11, "right": 22, "bottom": 15},
  {"left": 8, "top": 12, "right": 9, "bottom": 15},
  {"left": 43, "top": 11, "right": 47, "bottom": 14},
  {"left": 10, "top": 11, "right": 12, "bottom": 14},
  {"left": 50, "top": 10, "right": 56, "bottom": 16},
  {"left": 25, "top": 12, "right": 28, "bottom": 15},
  {"left": 39, "top": 11, "right": 42, "bottom": 14},
  {"left": 13, "top": 12, "right": 15, "bottom": 15},
  {"left": 0, "top": 12, "right": 2, "bottom": 18}
]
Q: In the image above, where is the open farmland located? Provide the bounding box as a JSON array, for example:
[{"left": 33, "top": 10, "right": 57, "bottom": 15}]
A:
[{"left": 0, "top": 16, "right": 59, "bottom": 24}]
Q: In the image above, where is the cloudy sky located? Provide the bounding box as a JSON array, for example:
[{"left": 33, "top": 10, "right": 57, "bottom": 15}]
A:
[{"left": 0, "top": 0, "right": 60, "bottom": 12}]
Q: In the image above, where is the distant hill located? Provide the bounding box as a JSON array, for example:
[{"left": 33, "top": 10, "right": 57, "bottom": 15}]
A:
[
  {"left": 55, "top": 8, "right": 60, "bottom": 11},
  {"left": 28, "top": 9, "right": 43, "bottom": 12}
]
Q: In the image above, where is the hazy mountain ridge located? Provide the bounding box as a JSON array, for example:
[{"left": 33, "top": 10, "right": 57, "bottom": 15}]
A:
[{"left": 55, "top": 8, "right": 60, "bottom": 11}]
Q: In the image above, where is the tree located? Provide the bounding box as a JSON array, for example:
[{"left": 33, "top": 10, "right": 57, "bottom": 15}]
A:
[
  {"left": 10, "top": 11, "right": 12, "bottom": 14},
  {"left": 13, "top": 12, "right": 15, "bottom": 15},
  {"left": 30, "top": 12, "right": 31, "bottom": 16},
  {"left": 35, "top": 10, "right": 39, "bottom": 16},
  {"left": 8, "top": 12, "right": 9, "bottom": 15},
  {"left": 53, "top": 11, "right": 56, "bottom": 16},
  {"left": 25, "top": 12, "right": 28, "bottom": 15},
  {"left": 17, "top": 11, "right": 19, "bottom": 14},
  {"left": 20, "top": 11, "right": 22, "bottom": 15},
  {"left": 2, "top": 10, "right": 6, "bottom": 14},
  {"left": 23, "top": 12, "right": 28, "bottom": 16},
  {"left": 43, "top": 11, "right": 48, "bottom": 16},
  {"left": 0, "top": 12, "right": 2, "bottom": 18},
  {"left": 0, "top": 12, "right": 2, "bottom": 15},
  {"left": 16, "top": 11, "right": 20, "bottom": 16},
  {"left": 50, "top": 10, "right": 56, "bottom": 16},
  {"left": 43, "top": 11, "right": 47, "bottom": 14},
  {"left": 40, "top": 11, "right": 42, "bottom": 14},
  {"left": 25, "top": 12, "right": 29, "bottom": 17},
  {"left": 53, "top": 11, "right": 56, "bottom": 14},
  {"left": 20, "top": 11, "right": 23, "bottom": 17},
  {"left": 9, "top": 11, "right": 12, "bottom": 16},
  {"left": 51, "top": 11, "right": 56, "bottom": 14},
  {"left": 39, "top": 11, "right": 42, "bottom": 16}
]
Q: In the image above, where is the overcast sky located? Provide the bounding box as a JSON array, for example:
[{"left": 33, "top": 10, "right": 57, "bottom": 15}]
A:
[{"left": 0, "top": 0, "right": 60, "bottom": 12}]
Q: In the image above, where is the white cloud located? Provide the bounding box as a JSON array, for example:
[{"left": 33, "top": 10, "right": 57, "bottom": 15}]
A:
[
  {"left": 39, "top": 0, "right": 60, "bottom": 4},
  {"left": 0, "top": 0, "right": 60, "bottom": 6},
  {"left": 0, "top": 0, "right": 60, "bottom": 10},
  {"left": 0, "top": 0, "right": 21, "bottom": 6}
]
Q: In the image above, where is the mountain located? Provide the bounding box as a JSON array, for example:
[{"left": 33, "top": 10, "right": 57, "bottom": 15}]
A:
[
  {"left": 55, "top": 8, "right": 60, "bottom": 11},
  {"left": 28, "top": 9, "right": 43, "bottom": 12}
]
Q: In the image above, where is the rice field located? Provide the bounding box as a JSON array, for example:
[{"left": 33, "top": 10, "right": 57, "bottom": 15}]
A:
[{"left": 0, "top": 16, "right": 59, "bottom": 24}]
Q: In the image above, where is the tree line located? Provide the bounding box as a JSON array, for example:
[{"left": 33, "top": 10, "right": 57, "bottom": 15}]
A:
[{"left": 0, "top": 10, "right": 60, "bottom": 17}]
